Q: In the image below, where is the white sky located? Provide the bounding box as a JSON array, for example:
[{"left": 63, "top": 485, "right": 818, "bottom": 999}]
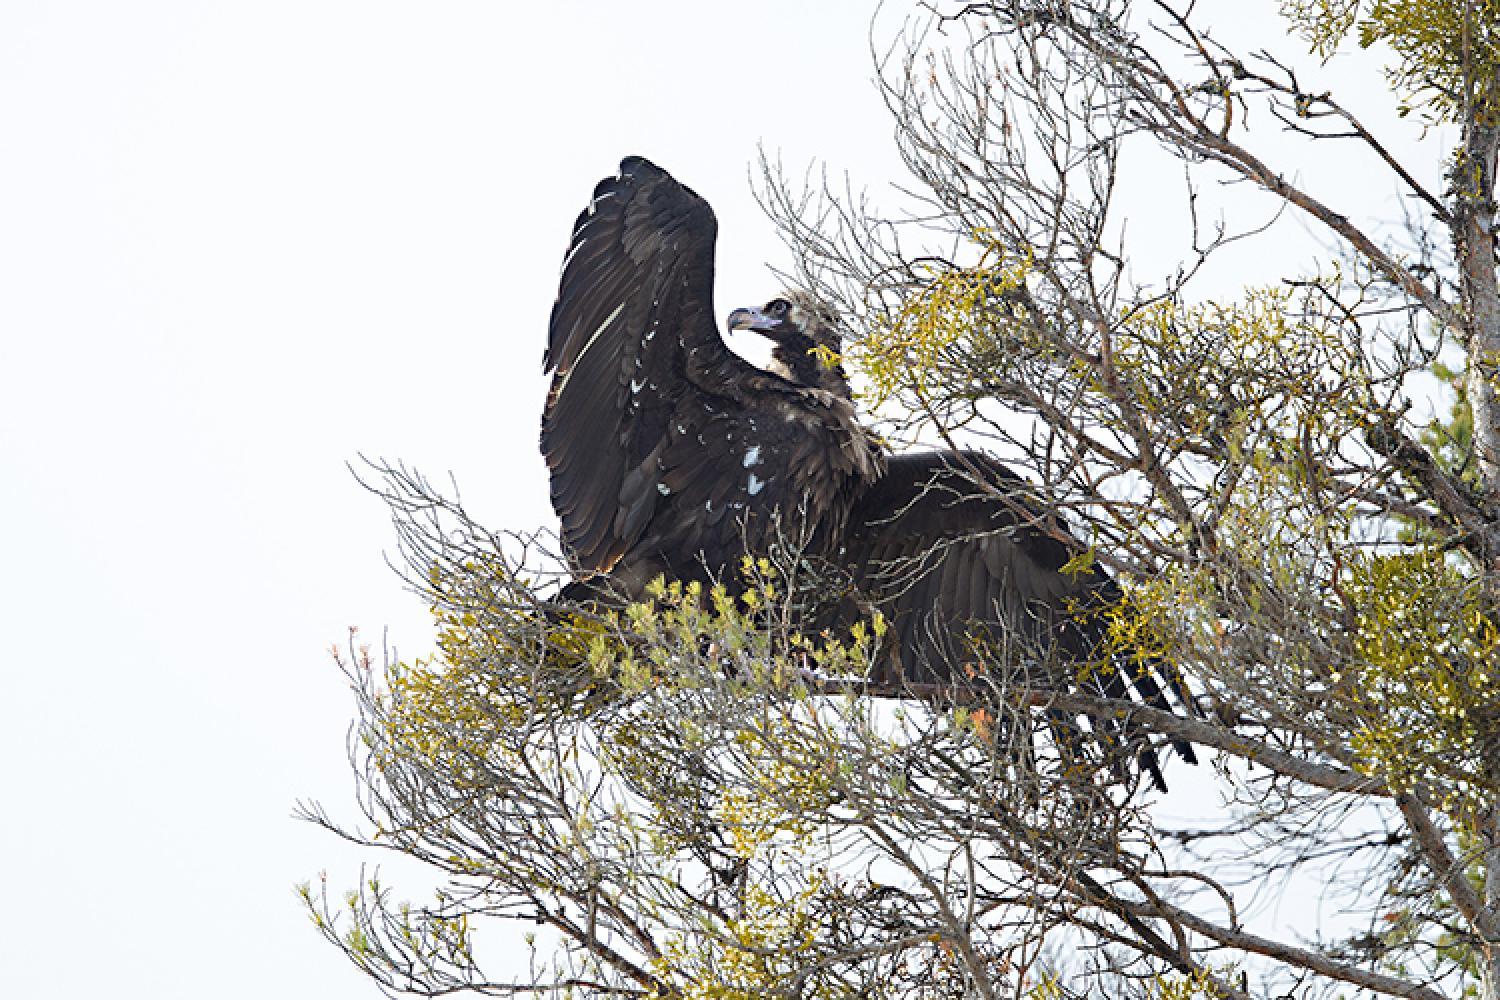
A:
[{"left": 0, "top": 3, "right": 1450, "bottom": 996}]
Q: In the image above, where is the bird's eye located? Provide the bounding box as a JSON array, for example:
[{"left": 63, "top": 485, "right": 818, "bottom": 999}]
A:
[{"left": 768, "top": 298, "right": 790, "bottom": 316}]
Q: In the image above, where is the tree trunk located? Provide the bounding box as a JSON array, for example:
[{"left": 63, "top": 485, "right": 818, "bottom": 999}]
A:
[
  {"left": 1485, "top": 812, "right": 1500, "bottom": 1000},
  {"left": 1457, "top": 56, "right": 1500, "bottom": 1000},
  {"left": 1456, "top": 111, "right": 1500, "bottom": 506}
]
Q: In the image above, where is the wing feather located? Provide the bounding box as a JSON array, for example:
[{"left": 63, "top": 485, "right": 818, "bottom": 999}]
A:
[
  {"left": 842, "top": 450, "right": 1197, "bottom": 784},
  {"left": 542, "top": 157, "right": 750, "bottom": 573}
]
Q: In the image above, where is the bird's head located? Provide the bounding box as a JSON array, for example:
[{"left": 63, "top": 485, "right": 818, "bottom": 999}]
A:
[{"left": 727, "top": 290, "right": 848, "bottom": 394}]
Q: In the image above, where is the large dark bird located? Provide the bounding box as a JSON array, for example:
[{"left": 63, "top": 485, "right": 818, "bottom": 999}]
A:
[{"left": 542, "top": 157, "right": 1195, "bottom": 786}]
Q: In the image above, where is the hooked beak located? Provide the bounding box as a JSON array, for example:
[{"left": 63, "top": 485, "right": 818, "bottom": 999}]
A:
[{"left": 727, "top": 306, "right": 776, "bottom": 334}]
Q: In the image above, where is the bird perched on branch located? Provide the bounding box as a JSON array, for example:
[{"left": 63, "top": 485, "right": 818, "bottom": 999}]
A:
[{"left": 541, "top": 156, "right": 1196, "bottom": 788}]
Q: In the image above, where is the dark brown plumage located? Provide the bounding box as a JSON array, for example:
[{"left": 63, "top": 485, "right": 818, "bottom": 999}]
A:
[
  {"left": 544, "top": 157, "right": 882, "bottom": 598},
  {"left": 542, "top": 157, "right": 1195, "bottom": 788},
  {"left": 838, "top": 449, "right": 1197, "bottom": 788}
]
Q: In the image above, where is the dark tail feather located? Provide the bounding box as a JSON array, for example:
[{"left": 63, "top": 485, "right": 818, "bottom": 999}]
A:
[
  {"left": 1117, "top": 655, "right": 1199, "bottom": 766},
  {"left": 1079, "top": 657, "right": 1172, "bottom": 791}
]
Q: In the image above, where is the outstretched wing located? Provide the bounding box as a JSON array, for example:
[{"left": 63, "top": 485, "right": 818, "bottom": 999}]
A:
[
  {"left": 543, "top": 156, "right": 752, "bottom": 575},
  {"left": 841, "top": 450, "right": 1197, "bottom": 786}
]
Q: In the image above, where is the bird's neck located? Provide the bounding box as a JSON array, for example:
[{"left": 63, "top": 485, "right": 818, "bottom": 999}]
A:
[{"left": 772, "top": 336, "right": 852, "bottom": 398}]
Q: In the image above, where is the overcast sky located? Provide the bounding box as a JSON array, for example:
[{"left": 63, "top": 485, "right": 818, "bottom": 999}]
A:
[{"left": 0, "top": 3, "right": 1449, "bottom": 996}]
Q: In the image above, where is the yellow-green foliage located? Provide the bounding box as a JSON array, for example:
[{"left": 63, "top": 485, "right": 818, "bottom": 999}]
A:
[
  {"left": 594, "top": 568, "right": 882, "bottom": 856},
  {"left": 1282, "top": 0, "right": 1500, "bottom": 119},
  {"left": 386, "top": 554, "right": 887, "bottom": 859},
  {"left": 1116, "top": 282, "right": 1370, "bottom": 442},
  {"left": 300, "top": 874, "right": 476, "bottom": 981},
  {"left": 1150, "top": 965, "right": 1237, "bottom": 1000},
  {"left": 1107, "top": 284, "right": 1375, "bottom": 612},
  {"left": 1280, "top": 0, "right": 1364, "bottom": 57},
  {"left": 1099, "top": 577, "right": 1198, "bottom": 671},
  {"left": 716, "top": 722, "right": 842, "bottom": 858},
  {"left": 370, "top": 557, "right": 609, "bottom": 782},
  {"left": 654, "top": 878, "right": 834, "bottom": 1000},
  {"left": 1344, "top": 549, "right": 1500, "bottom": 808},
  {"left": 1078, "top": 283, "right": 1500, "bottom": 813},
  {"left": 1025, "top": 973, "right": 1064, "bottom": 1000},
  {"left": 425, "top": 556, "right": 578, "bottom": 674},
  {"left": 610, "top": 567, "right": 884, "bottom": 693},
  {"left": 1364, "top": 1, "right": 1500, "bottom": 119},
  {"left": 857, "top": 243, "right": 1031, "bottom": 408},
  {"left": 380, "top": 654, "right": 529, "bottom": 781},
  {"left": 1021, "top": 964, "right": 1237, "bottom": 1000}
]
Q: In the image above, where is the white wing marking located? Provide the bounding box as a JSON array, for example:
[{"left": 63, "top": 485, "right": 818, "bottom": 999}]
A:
[{"left": 552, "top": 301, "right": 627, "bottom": 397}]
